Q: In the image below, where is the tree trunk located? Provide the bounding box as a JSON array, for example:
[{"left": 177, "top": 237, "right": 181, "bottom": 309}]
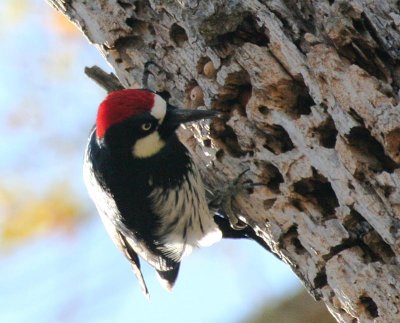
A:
[{"left": 47, "top": 1, "right": 400, "bottom": 321}]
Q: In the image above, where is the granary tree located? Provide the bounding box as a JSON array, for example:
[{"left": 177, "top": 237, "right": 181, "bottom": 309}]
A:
[{"left": 47, "top": 1, "right": 400, "bottom": 321}]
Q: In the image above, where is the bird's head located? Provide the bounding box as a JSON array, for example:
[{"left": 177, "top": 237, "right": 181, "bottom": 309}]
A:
[{"left": 96, "top": 89, "right": 216, "bottom": 158}]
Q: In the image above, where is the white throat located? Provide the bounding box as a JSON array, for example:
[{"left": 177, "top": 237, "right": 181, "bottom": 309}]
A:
[{"left": 132, "top": 131, "right": 165, "bottom": 158}]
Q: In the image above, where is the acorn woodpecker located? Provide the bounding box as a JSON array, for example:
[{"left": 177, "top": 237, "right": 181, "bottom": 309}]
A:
[{"left": 83, "top": 89, "right": 268, "bottom": 298}]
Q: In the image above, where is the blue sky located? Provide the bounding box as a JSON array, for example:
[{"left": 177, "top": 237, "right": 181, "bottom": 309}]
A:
[{"left": 0, "top": 1, "right": 301, "bottom": 322}]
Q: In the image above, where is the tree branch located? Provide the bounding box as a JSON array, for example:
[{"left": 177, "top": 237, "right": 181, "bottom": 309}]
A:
[{"left": 84, "top": 66, "right": 124, "bottom": 93}]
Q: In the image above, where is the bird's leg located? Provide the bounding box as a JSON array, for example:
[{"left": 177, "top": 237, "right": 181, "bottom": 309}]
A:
[
  {"left": 220, "top": 169, "right": 252, "bottom": 230},
  {"left": 142, "top": 61, "right": 159, "bottom": 88},
  {"left": 142, "top": 61, "right": 172, "bottom": 102},
  {"left": 209, "top": 169, "right": 264, "bottom": 230}
]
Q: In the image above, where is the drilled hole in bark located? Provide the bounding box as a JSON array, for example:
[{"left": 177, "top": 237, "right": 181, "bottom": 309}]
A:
[
  {"left": 293, "top": 169, "right": 339, "bottom": 217},
  {"left": 386, "top": 128, "right": 400, "bottom": 162},
  {"left": 347, "top": 127, "right": 398, "bottom": 173},
  {"left": 323, "top": 240, "right": 356, "bottom": 261},
  {"left": 214, "top": 15, "right": 269, "bottom": 47},
  {"left": 239, "top": 85, "right": 252, "bottom": 108},
  {"left": 291, "top": 92, "right": 314, "bottom": 117},
  {"left": 263, "top": 198, "right": 277, "bottom": 210},
  {"left": 210, "top": 119, "right": 245, "bottom": 158},
  {"left": 351, "top": 17, "right": 366, "bottom": 34},
  {"left": 272, "top": 2, "right": 315, "bottom": 35},
  {"left": 114, "top": 36, "right": 143, "bottom": 50},
  {"left": 117, "top": 0, "right": 132, "bottom": 9},
  {"left": 245, "top": 185, "right": 255, "bottom": 195},
  {"left": 218, "top": 83, "right": 239, "bottom": 105},
  {"left": 221, "top": 133, "right": 244, "bottom": 157},
  {"left": 314, "top": 116, "right": 338, "bottom": 148},
  {"left": 203, "top": 139, "right": 211, "bottom": 147},
  {"left": 348, "top": 108, "right": 365, "bottom": 125},
  {"left": 135, "top": 20, "right": 154, "bottom": 36},
  {"left": 258, "top": 162, "right": 284, "bottom": 193},
  {"left": 382, "top": 185, "right": 395, "bottom": 198},
  {"left": 283, "top": 225, "right": 307, "bottom": 255},
  {"left": 215, "top": 149, "right": 224, "bottom": 161},
  {"left": 339, "top": 42, "right": 388, "bottom": 82},
  {"left": 342, "top": 209, "right": 371, "bottom": 236},
  {"left": 258, "top": 105, "right": 270, "bottom": 115},
  {"left": 214, "top": 71, "right": 251, "bottom": 115},
  {"left": 125, "top": 18, "right": 140, "bottom": 29},
  {"left": 291, "top": 199, "right": 305, "bottom": 212},
  {"left": 213, "top": 100, "right": 234, "bottom": 113},
  {"left": 263, "top": 125, "right": 294, "bottom": 155},
  {"left": 313, "top": 270, "right": 327, "bottom": 289},
  {"left": 224, "top": 70, "right": 251, "bottom": 88},
  {"left": 353, "top": 13, "right": 395, "bottom": 80},
  {"left": 292, "top": 237, "right": 306, "bottom": 254},
  {"left": 343, "top": 208, "right": 396, "bottom": 263},
  {"left": 340, "top": 14, "right": 389, "bottom": 80},
  {"left": 170, "top": 23, "right": 188, "bottom": 47},
  {"left": 132, "top": 0, "right": 142, "bottom": 13},
  {"left": 363, "top": 230, "right": 396, "bottom": 262},
  {"left": 359, "top": 296, "right": 379, "bottom": 318}
]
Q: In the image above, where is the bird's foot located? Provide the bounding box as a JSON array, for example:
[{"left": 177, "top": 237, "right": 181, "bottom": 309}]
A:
[{"left": 210, "top": 169, "right": 262, "bottom": 230}]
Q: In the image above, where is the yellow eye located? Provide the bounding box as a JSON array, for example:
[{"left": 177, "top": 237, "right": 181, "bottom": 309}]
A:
[{"left": 141, "top": 122, "right": 152, "bottom": 131}]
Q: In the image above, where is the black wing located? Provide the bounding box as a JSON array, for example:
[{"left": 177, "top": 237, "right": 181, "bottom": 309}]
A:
[{"left": 84, "top": 128, "right": 180, "bottom": 296}]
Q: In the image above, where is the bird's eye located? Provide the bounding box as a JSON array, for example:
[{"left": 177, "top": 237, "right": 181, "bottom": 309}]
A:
[{"left": 141, "top": 122, "right": 152, "bottom": 131}]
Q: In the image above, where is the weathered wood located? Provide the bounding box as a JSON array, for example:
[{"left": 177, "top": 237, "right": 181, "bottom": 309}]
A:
[
  {"left": 84, "top": 66, "right": 124, "bottom": 93},
  {"left": 47, "top": 0, "right": 400, "bottom": 321}
]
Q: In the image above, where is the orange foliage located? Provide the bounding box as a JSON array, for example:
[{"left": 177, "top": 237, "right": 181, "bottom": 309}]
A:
[
  {"left": 0, "top": 183, "right": 88, "bottom": 248},
  {"left": 48, "top": 10, "right": 81, "bottom": 39}
]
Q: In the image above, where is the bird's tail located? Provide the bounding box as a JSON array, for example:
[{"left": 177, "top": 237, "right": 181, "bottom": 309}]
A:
[{"left": 156, "top": 264, "right": 180, "bottom": 292}]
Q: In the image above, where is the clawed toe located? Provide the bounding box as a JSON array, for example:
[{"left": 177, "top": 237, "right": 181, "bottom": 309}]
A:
[{"left": 209, "top": 168, "right": 265, "bottom": 230}]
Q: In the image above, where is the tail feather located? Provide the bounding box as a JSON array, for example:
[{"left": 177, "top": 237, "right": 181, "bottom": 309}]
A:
[
  {"left": 156, "top": 264, "right": 180, "bottom": 292},
  {"left": 117, "top": 232, "right": 150, "bottom": 299}
]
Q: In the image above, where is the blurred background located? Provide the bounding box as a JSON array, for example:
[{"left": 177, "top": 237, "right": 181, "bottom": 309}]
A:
[{"left": 0, "top": 1, "right": 335, "bottom": 322}]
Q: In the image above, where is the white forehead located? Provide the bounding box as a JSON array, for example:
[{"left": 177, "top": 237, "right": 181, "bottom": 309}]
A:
[{"left": 151, "top": 94, "right": 167, "bottom": 122}]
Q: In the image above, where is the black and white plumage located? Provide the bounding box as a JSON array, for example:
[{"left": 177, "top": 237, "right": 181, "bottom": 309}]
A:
[
  {"left": 83, "top": 89, "right": 271, "bottom": 298},
  {"left": 83, "top": 89, "right": 223, "bottom": 297}
]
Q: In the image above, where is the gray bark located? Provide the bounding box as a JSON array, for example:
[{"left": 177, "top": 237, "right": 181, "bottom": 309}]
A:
[{"left": 47, "top": 0, "right": 400, "bottom": 321}]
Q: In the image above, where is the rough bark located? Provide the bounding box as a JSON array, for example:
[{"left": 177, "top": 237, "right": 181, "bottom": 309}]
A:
[{"left": 47, "top": 1, "right": 400, "bottom": 322}]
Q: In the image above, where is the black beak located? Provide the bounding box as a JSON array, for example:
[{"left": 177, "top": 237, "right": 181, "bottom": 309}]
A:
[{"left": 166, "top": 107, "right": 220, "bottom": 126}]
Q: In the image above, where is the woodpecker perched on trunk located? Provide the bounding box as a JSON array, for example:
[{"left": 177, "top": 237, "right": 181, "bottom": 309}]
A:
[{"left": 84, "top": 88, "right": 269, "bottom": 298}]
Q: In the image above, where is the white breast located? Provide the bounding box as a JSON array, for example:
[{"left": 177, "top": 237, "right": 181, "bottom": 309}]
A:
[{"left": 149, "top": 162, "right": 222, "bottom": 261}]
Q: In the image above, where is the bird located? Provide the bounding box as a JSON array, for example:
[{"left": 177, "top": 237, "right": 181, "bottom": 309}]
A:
[{"left": 83, "top": 88, "right": 269, "bottom": 298}]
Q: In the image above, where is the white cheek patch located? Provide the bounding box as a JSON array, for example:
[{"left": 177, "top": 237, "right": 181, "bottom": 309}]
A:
[
  {"left": 133, "top": 131, "right": 165, "bottom": 158},
  {"left": 151, "top": 94, "right": 167, "bottom": 124}
]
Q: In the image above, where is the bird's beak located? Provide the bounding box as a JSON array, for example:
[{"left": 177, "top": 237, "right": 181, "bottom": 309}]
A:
[{"left": 166, "top": 107, "right": 220, "bottom": 126}]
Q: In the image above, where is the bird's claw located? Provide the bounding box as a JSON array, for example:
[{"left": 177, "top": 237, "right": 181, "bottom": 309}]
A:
[
  {"left": 211, "top": 168, "right": 262, "bottom": 231},
  {"left": 228, "top": 215, "right": 248, "bottom": 230},
  {"left": 221, "top": 189, "right": 248, "bottom": 230}
]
